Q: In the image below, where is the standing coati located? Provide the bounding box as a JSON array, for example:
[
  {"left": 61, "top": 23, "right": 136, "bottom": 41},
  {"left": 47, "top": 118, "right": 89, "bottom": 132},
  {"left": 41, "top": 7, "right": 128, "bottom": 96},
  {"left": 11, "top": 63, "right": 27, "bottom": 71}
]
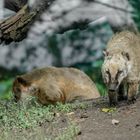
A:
[
  {"left": 13, "top": 67, "right": 100, "bottom": 105},
  {"left": 102, "top": 31, "right": 140, "bottom": 106}
]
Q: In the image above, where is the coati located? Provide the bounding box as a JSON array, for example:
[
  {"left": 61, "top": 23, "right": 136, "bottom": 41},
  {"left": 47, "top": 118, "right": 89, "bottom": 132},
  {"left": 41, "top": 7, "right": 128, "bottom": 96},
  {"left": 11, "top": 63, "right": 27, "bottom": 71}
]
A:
[
  {"left": 102, "top": 31, "right": 140, "bottom": 106},
  {"left": 13, "top": 67, "right": 100, "bottom": 105}
]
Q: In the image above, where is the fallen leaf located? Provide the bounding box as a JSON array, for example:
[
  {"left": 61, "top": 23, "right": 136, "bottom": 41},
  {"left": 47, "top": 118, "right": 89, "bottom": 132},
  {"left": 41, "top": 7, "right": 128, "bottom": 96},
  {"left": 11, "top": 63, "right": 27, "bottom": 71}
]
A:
[
  {"left": 101, "top": 108, "right": 110, "bottom": 113},
  {"left": 101, "top": 108, "right": 116, "bottom": 113}
]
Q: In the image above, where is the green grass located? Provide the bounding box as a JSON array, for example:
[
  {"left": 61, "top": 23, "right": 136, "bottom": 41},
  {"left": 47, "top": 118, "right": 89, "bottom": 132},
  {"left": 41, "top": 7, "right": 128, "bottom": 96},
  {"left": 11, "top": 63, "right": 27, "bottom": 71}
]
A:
[
  {"left": 1, "top": 122, "right": 80, "bottom": 140},
  {"left": 55, "top": 102, "right": 88, "bottom": 113},
  {"left": 0, "top": 99, "right": 53, "bottom": 130},
  {"left": 0, "top": 98, "right": 84, "bottom": 140},
  {"left": 55, "top": 123, "right": 80, "bottom": 140},
  {"left": 0, "top": 97, "right": 87, "bottom": 129}
]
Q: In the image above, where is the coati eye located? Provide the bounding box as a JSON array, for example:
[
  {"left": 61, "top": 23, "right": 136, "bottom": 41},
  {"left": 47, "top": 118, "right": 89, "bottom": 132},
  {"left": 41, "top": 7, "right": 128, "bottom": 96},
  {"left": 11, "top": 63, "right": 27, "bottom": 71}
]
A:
[
  {"left": 106, "top": 69, "right": 109, "bottom": 74},
  {"left": 106, "top": 70, "right": 110, "bottom": 76},
  {"left": 118, "top": 70, "right": 123, "bottom": 74},
  {"left": 119, "top": 70, "right": 123, "bottom": 73},
  {"left": 105, "top": 69, "right": 111, "bottom": 83},
  {"left": 115, "top": 70, "right": 123, "bottom": 80}
]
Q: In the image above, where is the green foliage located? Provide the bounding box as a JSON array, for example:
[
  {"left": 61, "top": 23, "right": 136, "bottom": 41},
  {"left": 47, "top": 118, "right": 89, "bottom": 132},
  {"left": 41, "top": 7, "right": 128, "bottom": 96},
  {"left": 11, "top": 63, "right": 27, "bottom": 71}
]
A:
[
  {"left": 55, "top": 123, "right": 80, "bottom": 140},
  {"left": 0, "top": 100, "right": 54, "bottom": 130},
  {"left": 95, "top": 83, "right": 107, "bottom": 96},
  {"left": 0, "top": 98, "right": 86, "bottom": 139},
  {"left": 0, "top": 79, "right": 13, "bottom": 99},
  {"left": 55, "top": 102, "right": 88, "bottom": 113},
  {"left": 128, "top": 0, "right": 140, "bottom": 31},
  {"left": 1, "top": 122, "right": 80, "bottom": 140},
  {"left": 0, "top": 98, "right": 87, "bottom": 130},
  {"left": 78, "top": 60, "right": 107, "bottom": 96}
]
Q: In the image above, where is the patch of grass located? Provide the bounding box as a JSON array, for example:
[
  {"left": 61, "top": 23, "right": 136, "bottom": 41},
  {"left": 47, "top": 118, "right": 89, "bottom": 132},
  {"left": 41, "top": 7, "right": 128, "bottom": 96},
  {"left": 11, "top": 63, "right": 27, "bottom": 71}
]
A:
[
  {"left": 0, "top": 99, "right": 54, "bottom": 130},
  {"left": 1, "top": 122, "right": 80, "bottom": 140},
  {"left": 55, "top": 102, "right": 88, "bottom": 113},
  {"left": 55, "top": 123, "right": 80, "bottom": 140},
  {"left": 0, "top": 97, "right": 87, "bottom": 130},
  {"left": 0, "top": 98, "right": 84, "bottom": 140}
]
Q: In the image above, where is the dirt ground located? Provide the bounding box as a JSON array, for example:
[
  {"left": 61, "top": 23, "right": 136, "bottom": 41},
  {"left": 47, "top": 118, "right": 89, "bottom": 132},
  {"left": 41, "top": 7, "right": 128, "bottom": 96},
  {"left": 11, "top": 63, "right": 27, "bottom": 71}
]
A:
[
  {"left": 2, "top": 96, "right": 140, "bottom": 140},
  {"left": 70, "top": 97, "right": 140, "bottom": 140},
  {"left": 34, "top": 96, "right": 140, "bottom": 140},
  {"left": 38, "top": 96, "right": 140, "bottom": 140}
]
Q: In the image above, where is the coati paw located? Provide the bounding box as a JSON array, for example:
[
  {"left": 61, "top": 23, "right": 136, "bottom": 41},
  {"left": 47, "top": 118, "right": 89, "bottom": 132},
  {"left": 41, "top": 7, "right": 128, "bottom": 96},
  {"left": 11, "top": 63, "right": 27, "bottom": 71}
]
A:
[
  {"left": 127, "top": 97, "right": 136, "bottom": 104},
  {"left": 109, "top": 101, "right": 118, "bottom": 106},
  {"left": 118, "top": 95, "right": 127, "bottom": 101}
]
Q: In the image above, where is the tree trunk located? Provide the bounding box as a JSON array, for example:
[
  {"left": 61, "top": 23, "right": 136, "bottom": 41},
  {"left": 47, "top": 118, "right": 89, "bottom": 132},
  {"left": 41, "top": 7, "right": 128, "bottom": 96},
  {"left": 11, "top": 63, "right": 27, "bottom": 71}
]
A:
[
  {"left": 4, "top": 0, "right": 28, "bottom": 12},
  {"left": 0, "top": 5, "right": 37, "bottom": 43},
  {"left": 0, "top": 0, "right": 54, "bottom": 43}
]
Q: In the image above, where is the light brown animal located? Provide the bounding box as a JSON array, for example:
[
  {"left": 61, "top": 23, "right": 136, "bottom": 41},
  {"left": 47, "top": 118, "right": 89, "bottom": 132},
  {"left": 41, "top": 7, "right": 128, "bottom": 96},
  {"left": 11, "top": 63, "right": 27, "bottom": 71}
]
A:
[
  {"left": 13, "top": 67, "right": 100, "bottom": 105},
  {"left": 102, "top": 31, "right": 140, "bottom": 105}
]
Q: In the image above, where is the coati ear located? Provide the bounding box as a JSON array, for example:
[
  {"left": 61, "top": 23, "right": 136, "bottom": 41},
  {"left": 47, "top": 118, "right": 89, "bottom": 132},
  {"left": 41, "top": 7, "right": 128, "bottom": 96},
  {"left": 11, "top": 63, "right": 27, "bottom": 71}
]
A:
[
  {"left": 103, "top": 49, "right": 109, "bottom": 57},
  {"left": 16, "top": 76, "right": 30, "bottom": 86},
  {"left": 121, "top": 52, "right": 130, "bottom": 61}
]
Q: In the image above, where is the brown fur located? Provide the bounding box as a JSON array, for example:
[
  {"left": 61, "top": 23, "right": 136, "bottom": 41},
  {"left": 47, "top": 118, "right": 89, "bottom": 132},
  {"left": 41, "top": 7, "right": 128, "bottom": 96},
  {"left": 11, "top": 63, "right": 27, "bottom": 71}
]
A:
[
  {"left": 13, "top": 67, "right": 100, "bottom": 105},
  {"left": 102, "top": 31, "right": 140, "bottom": 105}
]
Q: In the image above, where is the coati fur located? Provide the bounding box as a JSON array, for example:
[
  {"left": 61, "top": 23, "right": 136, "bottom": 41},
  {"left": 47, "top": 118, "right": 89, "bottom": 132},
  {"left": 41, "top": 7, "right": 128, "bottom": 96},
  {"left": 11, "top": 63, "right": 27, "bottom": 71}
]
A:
[
  {"left": 102, "top": 31, "right": 140, "bottom": 105},
  {"left": 13, "top": 67, "right": 100, "bottom": 105}
]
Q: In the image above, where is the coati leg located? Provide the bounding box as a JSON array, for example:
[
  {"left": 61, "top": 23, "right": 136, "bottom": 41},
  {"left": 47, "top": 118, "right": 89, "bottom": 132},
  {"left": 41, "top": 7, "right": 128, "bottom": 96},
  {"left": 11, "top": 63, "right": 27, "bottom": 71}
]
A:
[
  {"left": 108, "top": 91, "right": 118, "bottom": 106},
  {"left": 118, "top": 82, "right": 128, "bottom": 101},
  {"left": 109, "top": 82, "right": 128, "bottom": 106},
  {"left": 127, "top": 82, "right": 139, "bottom": 104}
]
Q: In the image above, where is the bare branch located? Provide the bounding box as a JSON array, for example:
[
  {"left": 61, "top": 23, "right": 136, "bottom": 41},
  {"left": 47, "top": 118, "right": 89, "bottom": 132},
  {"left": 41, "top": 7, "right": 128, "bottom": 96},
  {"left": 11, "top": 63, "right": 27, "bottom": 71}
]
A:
[
  {"left": 4, "top": 0, "right": 28, "bottom": 12},
  {"left": 93, "top": 0, "right": 132, "bottom": 13}
]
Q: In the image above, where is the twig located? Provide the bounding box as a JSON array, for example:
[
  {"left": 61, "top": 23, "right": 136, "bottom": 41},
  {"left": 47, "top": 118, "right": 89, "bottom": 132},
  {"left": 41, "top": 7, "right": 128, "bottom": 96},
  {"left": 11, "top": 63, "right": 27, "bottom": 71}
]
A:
[{"left": 93, "top": 0, "right": 132, "bottom": 13}]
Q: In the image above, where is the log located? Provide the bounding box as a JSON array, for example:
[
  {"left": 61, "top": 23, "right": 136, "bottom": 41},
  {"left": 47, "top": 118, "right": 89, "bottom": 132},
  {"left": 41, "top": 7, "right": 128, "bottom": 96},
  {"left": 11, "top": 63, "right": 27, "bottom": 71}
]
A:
[
  {"left": 0, "top": 0, "right": 54, "bottom": 43},
  {"left": 0, "top": 5, "right": 37, "bottom": 43},
  {"left": 4, "top": 0, "right": 28, "bottom": 12}
]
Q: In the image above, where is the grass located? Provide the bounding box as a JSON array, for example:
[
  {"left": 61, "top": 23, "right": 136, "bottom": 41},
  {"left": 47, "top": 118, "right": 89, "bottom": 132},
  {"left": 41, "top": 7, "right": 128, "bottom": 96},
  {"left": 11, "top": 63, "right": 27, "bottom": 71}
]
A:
[
  {"left": 55, "top": 123, "right": 80, "bottom": 140},
  {"left": 55, "top": 102, "right": 88, "bottom": 113},
  {"left": 1, "top": 122, "right": 80, "bottom": 140},
  {"left": 0, "top": 99, "right": 54, "bottom": 130},
  {"left": 0, "top": 97, "right": 86, "bottom": 139},
  {"left": 0, "top": 98, "right": 88, "bottom": 130}
]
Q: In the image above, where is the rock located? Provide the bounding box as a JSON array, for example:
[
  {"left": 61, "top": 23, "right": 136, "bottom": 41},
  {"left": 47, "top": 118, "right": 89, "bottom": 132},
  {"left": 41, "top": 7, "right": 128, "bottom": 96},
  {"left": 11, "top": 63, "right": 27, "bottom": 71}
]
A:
[{"left": 112, "top": 119, "right": 119, "bottom": 125}]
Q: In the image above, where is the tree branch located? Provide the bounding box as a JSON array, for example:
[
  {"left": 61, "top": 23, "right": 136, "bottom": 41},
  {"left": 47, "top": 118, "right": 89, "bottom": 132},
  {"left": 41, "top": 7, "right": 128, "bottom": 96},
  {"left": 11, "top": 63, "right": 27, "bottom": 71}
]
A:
[
  {"left": 0, "top": 5, "right": 37, "bottom": 43},
  {"left": 93, "top": 0, "right": 132, "bottom": 13},
  {"left": 0, "top": 0, "right": 54, "bottom": 43},
  {"left": 4, "top": 0, "right": 28, "bottom": 12}
]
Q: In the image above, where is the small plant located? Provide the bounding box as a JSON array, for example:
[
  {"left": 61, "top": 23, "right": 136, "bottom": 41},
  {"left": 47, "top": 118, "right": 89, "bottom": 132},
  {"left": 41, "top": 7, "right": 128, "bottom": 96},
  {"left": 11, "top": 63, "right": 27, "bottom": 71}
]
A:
[
  {"left": 0, "top": 98, "right": 83, "bottom": 140},
  {"left": 55, "top": 102, "right": 88, "bottom": 113},
  {"left": 55, "top": 123, "right": 80, "bottom": 140},
  {"left": 0, "top": 98, "right": 54, "bottom": 130},
  {"left": 0, "top": 97, "right": 87, "bottom": 130}
]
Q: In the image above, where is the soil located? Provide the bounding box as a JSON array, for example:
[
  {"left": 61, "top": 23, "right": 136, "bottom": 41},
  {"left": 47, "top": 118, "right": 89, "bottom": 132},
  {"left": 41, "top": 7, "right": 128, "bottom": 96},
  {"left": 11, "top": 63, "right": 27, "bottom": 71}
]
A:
[
  {"left": 4, "top": 96, "right": 140, "bottom": 140},
  {"left": 28, "top": 96, "right": 140, "bottom": 140},
  {"left": 72, "top": 97, "right": 140, "bottom": 140}
]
